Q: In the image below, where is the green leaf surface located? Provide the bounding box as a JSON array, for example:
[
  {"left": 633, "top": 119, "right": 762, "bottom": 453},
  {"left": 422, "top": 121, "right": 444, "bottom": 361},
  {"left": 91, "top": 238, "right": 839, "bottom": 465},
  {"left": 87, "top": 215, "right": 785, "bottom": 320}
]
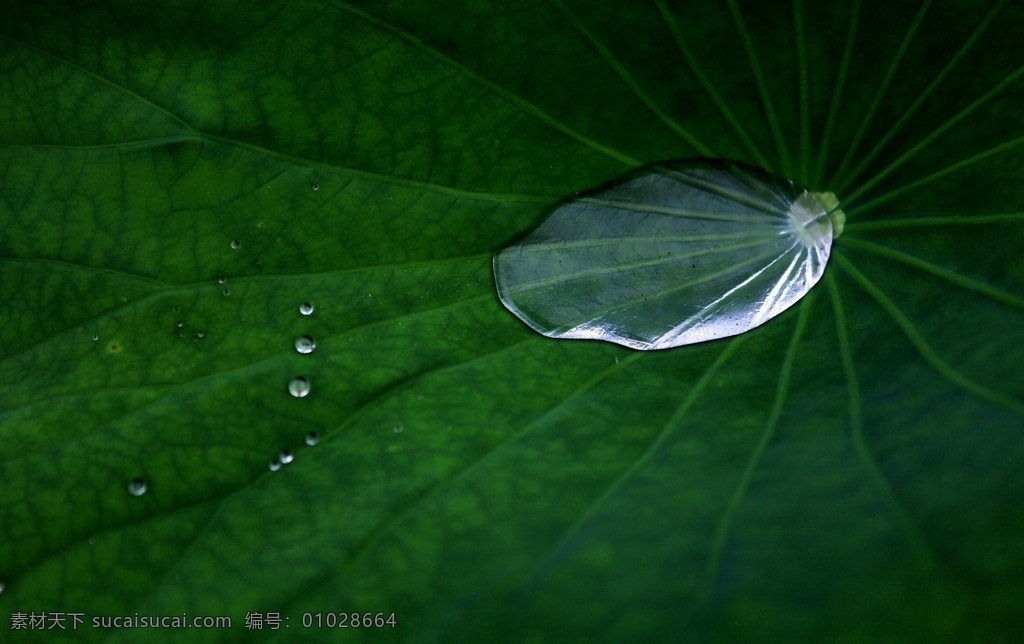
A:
[{"left": 2, "top": 0, "right": 1022, "bottom": 641}]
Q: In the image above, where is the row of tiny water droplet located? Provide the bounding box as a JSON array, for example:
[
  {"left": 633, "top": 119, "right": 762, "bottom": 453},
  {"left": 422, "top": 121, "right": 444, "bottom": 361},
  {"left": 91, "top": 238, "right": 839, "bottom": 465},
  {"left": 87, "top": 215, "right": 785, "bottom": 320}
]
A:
[
  {"left": 122, "top": 210, "right": 402, "bottom": 499},
  {"left": 232, "top": 239, "right": 324, "bottom": 472},
  {"left": 274, "top": 299, "right": 318, "bottom": 471},
  {"left": 267, "top": 431, "right": 319, "bottom": 472},
  {"left": 285, "top": 296, "right": 403, "bottom": 463},
  {"left": 125, "top": 256, "right": 320, "bottom": 497},
  {"left": 289, "top": 301, "right": 316, "bottom": 394}
]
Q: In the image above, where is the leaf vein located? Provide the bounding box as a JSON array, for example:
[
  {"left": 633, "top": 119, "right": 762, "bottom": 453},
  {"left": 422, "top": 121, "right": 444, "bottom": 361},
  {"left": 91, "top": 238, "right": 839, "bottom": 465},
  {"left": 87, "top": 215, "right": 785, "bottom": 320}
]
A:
[
  {"left": 835, "top": 253, "right": 1024, "bottom": 414},
  {"left": 826, "top": 273, "right": 936, "bottom": 569}
]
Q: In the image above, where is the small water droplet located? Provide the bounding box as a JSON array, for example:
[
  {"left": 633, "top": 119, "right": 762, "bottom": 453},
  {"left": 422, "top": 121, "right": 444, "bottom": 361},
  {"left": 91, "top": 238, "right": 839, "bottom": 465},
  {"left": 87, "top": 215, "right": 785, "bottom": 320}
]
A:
[
  {"left": 127, "top": 478, "right": 147, "bottom": 496},
  {"left": 88, "top": 537, "right": 95, "bottom": 546},
  {"left": 312, "top": 182, "right": 320, "bottom": 191},
  {"left": 279, "top": 450, "right": 294, "bottom": 465},
  {"left": 288, "top": 377, "right": 310, "bottom": 398},
  {"left": 217, "top": 276, "right": 226, "bottom": 284},
  {"left": 393, "top": 424, "right": 403, "bottom": 434},
  {"left": 268, "top": 459, "right": 281, "bottom": 472},
  {"left": 305, "top": 431, "right": 319, "bottom": 446},
  {"left": 299, "top": 301, "right": 314, "bottom": 316},
  {"left": 176, "top": 321, "right": 184, "bottom": 328},
  {"left": 230, "top": 239, "right": 241, "bottom": 249},
  {"left": 254, "top": 257, "right": 262, "bottom": 266},
  {"left": 193, "top": 331, "right": 205, "bottom": 340},
  {"left": 172, "top": 305, "right": 181, "bottom": 313},
  {"left": 222, "top": 288, "right": 230, "bottom": 296},
  {"left": 295, "top": 335, "right": 316, "bottom": 354},
  {"left": 0, "top": 582, "right": 5, "bottom": 595},
  {"left": 92, "top": 333, "right": 99, "bottom": 341}
]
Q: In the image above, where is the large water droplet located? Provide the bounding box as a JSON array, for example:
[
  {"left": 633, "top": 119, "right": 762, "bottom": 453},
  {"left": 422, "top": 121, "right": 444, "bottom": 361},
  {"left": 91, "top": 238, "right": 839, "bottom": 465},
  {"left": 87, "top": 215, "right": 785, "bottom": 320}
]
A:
[
  {"left": 299, "top": 301, "right": 314, "bottom": 316},
  {"left": 127, "top": 478, "right": 147, "bottom": 496},
  {"left": 305, "top": 431, "right": 319, "bottom": 446},
  {"left": 288, "top": 377, "right": 310, "bottom": 398},
  {"left": 279, "top": 450, "right": 294, "bottom": 465},
  {"left": 295, "top": 336, "right": 316, "bottom": 354},
  {"left": 230, "top": 239, "right": 241, "bottom": 249},
  {"left": 493, "top": 159, "right": 842, "bottom": 350}
]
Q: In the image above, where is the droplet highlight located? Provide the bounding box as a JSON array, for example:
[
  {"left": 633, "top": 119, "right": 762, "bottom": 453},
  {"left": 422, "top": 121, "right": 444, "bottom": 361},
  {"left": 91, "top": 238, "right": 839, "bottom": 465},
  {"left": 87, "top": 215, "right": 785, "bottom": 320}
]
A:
[
  {"left": 127, "top": 478, "right": 147, "bottom": 496},
  {"left": 295, "top": 336, "right": 316, "bottom": 354},
  {"left": 288, "top": 377, "right": 310, "bottom": 398},
  {"left": 299, "top": 301, "right": 314, "bottom": 316}
]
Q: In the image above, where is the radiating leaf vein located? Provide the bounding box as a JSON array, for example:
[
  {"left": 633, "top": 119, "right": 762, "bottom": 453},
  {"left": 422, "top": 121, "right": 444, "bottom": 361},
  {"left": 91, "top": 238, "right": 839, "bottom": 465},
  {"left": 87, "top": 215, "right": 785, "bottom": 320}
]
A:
[
  {"left": 703, "top": 294, "right": 812, "bottom": 592},
  {"left": 546, "top": 0, "right": 713, "bottom": 156},
  {"left": 826, "top": 273, "right": 936, "bottom": 570},
  {"left": 848, "top": 135, "right": 1024, "bottom": 214},
  {"left": 524, "top": 338, "right": 745, "bottom": 586},
  {"left": 835, "top": 253, "right": 1024, "bottom": 414},
  {"left": 319, "top": 0, "right": 641, "bottom": 168},
  {"left": 838, "top": 0, "right": 1009, "bottom": 192},
  {"left": 842, "top": 237, "right": 1024, "bottom": 310},
  {"left": 725, "top": 0, "right": 791, "bottom": 175},
  {"left": 654, "top": 0, "right": 769, "bottom": 167}
]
